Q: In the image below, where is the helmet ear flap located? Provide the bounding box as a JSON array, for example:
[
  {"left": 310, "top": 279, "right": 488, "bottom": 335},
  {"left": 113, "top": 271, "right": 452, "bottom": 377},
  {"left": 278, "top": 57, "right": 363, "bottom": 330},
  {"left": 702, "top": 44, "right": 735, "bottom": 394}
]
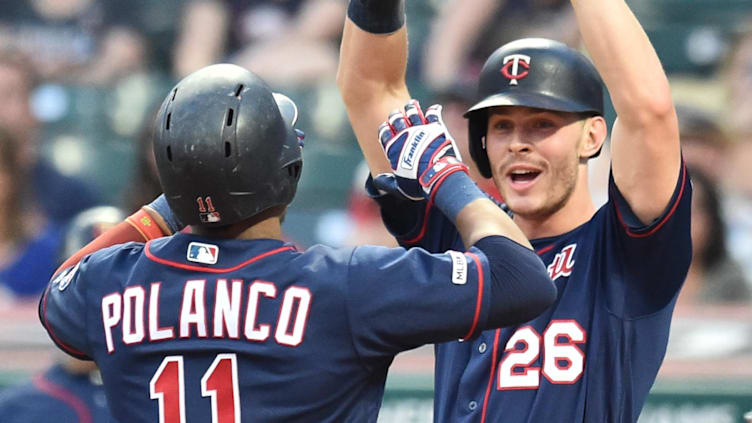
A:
[{"left": 467, "top": 111, "right": 493, "bottom": 179}]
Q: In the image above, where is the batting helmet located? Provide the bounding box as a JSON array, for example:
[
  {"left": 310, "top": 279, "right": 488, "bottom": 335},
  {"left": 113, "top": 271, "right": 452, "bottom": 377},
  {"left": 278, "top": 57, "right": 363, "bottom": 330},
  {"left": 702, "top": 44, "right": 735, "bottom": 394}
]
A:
[
  {"left": 60, "top": 206, "right": 125, "bottom": 262},
  {"left": 464, "top": 38, "right": 605, "bottom": 178},
  {"left": 153, "top": 64, "right": 303, "bottom": 227}
]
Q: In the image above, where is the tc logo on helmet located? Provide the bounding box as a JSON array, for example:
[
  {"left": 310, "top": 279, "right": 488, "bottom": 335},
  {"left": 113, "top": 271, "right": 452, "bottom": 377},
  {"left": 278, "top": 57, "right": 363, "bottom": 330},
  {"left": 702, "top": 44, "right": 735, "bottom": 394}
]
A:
[{"left": 500, "top": 54, "right": 531, "bottom": 85}]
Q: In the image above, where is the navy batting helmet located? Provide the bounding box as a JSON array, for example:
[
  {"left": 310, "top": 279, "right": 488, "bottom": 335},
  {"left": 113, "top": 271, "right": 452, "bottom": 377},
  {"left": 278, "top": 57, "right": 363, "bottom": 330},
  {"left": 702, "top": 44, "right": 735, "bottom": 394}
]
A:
[
  {"left": 153, "top": 64, "right": 303, "bottom": 227},
  {"left": 464, "top": 38, "right": 605, "bottom": 178}
]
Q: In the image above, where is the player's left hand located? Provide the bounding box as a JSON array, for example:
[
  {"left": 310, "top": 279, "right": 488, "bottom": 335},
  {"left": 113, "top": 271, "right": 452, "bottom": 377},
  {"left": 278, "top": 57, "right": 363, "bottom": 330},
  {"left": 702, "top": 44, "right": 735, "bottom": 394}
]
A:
[{"left": 375, "top": 100, "right": 467, "bottom": 201}]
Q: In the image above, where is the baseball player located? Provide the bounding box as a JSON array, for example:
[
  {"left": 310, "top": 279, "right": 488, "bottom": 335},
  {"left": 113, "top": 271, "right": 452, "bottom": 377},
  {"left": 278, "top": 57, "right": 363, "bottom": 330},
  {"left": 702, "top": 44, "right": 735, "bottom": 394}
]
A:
[
  {"left": 39, "top": 64, "right": 556, "bottom": 422},
  {"left": 338, "top": 0, "right": 691, "bottom": 421}
]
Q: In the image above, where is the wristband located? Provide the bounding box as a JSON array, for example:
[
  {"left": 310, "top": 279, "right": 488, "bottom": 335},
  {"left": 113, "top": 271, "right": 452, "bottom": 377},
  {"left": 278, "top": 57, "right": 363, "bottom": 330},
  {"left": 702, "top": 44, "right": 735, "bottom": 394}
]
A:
[
  {"left": 433, "top": 172, "right": 488, "bottom": 222},
  {"left": 144, "top": 194, "right": 183, "bottom": 234},
  {"left": 125, "top": 209, "right": 167, "bottom": 241},
  {"left": 347, "top": 0, "right": 405, "bottom": 34}
]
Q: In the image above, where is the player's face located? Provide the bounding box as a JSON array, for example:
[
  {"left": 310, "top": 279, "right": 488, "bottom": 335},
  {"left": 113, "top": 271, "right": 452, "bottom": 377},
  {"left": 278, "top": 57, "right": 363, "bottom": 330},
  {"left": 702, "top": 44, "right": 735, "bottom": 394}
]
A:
[{"left": 484, "top": 107, "right": 588, "bottom": 219}]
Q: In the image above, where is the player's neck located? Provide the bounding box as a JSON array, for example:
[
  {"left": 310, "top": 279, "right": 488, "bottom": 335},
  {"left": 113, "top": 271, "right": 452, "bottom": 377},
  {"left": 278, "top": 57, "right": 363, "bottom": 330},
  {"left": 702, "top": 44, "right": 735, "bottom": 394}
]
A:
[
  {"left": 191, "top": 207, "right": 286, "bottom": 241},
  {"left": 236, "top": 217, "right": 284, "bottom": 240},
  {"left": 514, "top": 172, "right": 596, "bottom": 240}
]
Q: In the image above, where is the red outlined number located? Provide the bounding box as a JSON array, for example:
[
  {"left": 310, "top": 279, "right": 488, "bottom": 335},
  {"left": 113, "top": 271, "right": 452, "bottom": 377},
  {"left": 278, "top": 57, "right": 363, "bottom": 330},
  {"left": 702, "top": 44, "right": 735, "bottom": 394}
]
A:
[
  {"left": 498, "top": 326, "right": 540, "bottom": 390},
  {"left": 196, "top": 197, "right": 216, "bottom": 213},
  {"left": 151, "top": 354, "right": 241, "bottom": 423},
  {"left": 542, "top": 320, "right": 586, "bottom": 384},
  {"left": 150, "top": 356, "right": 185, "bottom": 423},
  {"left": 498, "top": 320, "right": 586, "bottom": 389},
  {"left": 201, "top": 354, "right": 241, "bottom": 423},
  {"left": 205, "top": 197, "right": 216, "bottom": 213}
]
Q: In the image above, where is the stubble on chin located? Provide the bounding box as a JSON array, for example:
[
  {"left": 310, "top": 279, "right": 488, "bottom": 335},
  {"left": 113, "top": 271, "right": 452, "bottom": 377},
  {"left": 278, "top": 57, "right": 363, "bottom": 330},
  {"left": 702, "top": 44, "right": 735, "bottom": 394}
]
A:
[{"left": 496, "top": 160, "right": 579, "bottom": 221}]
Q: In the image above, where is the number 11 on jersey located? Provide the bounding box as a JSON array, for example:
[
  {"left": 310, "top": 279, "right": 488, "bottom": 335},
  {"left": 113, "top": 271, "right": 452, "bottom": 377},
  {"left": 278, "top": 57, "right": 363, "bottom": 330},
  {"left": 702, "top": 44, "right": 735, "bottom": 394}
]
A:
[{"left": 150, "top": 354, "right": 241, "bottom": 423}]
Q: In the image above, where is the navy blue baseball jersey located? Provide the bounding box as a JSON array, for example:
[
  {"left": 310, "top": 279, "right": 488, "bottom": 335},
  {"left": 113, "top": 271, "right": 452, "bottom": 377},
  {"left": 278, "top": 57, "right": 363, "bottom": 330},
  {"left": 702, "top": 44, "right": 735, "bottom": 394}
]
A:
[
  {"left": 40, "top": 233, "right": 495, "bottom": 422},
  {"left": 0, "top": 364, "right": 111, "bottom": 423},
  {"left": 371, "top": 163, "right": 692, "bottom": 422}
]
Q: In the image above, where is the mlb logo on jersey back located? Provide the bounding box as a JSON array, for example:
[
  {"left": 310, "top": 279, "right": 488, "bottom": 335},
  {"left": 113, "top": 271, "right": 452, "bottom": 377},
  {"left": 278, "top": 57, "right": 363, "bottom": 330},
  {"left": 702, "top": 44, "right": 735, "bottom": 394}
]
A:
[{"left": 187, "top": 242, "right": 219, "bottom": 265}]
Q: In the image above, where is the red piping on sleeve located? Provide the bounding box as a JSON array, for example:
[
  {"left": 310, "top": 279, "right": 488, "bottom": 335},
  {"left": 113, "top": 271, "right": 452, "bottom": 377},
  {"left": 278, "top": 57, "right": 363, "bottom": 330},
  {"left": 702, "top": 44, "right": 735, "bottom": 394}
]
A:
[
  {"left": 461, "top": 252, "right": 485, "bottom": 340},
  {"left": 401, "top": 167, "right": 462, "bottom": 245},
  {"left": 41, "top": 287, "right": 88, "bottom": 358},
  {"left": 614, "top": 163, "right": 687, "bottom": 239},
  {"left": 400, "top": 199, "right": 434, "bottom": 245}
]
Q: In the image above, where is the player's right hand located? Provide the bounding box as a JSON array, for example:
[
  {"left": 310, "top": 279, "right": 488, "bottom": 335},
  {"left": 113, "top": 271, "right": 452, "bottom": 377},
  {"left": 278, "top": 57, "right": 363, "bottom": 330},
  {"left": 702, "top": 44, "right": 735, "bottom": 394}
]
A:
[{"left": 375, "top": 100, "right": 468, "bottom": 201}]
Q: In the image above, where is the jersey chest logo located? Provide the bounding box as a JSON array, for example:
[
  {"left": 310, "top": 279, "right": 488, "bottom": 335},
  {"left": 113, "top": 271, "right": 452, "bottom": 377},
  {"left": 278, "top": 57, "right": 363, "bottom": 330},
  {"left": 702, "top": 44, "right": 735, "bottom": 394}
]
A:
[
  {"left": 546, "top": 243, "right": 576, "bottom": 281},
  {"left": 187, "top": 242, "right": 219, "bottom": 265}
]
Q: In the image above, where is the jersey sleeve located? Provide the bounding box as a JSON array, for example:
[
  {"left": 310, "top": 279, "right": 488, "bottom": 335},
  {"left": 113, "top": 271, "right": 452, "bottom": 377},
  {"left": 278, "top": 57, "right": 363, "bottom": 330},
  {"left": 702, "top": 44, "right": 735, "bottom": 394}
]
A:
[
  {"left": 366, "top": 175, "right": 464, "bottom": 252},
  {"left": 345, "top": 244, "right": 492, "bottom": 360},
  {"left": 603, "top": 161, "right": 692, "bottom": 317},
  {"left": 39, "top": 259, "right": 92, "bottom": 360}
]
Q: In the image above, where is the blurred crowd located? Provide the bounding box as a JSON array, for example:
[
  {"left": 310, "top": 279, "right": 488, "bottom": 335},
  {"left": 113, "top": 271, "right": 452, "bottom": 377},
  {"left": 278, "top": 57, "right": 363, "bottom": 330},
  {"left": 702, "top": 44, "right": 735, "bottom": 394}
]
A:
[{"left": 0, "top": 0, "right": 750, "bottom": 388}]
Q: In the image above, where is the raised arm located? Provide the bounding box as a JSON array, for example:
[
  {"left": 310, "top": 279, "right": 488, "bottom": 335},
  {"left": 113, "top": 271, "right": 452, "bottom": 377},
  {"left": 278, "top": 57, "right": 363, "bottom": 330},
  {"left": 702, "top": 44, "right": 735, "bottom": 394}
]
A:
[
  {"left": 572, "top": 0, "right": 681, "bottom": 224},
  {"left": 54, "top": 196, "right": 178, "bottom": 276},
  {"left": 173, "top": 0, "right": 229, "bottom": 78},
  {"left": 336, "top": 0, "right": 410, "bottom": 176},
  {"left": 422, "top": 0, "right": 499, "bottom": 90},
  {"left": 362, "top": 101, "right": 554, "bottom": 338}
]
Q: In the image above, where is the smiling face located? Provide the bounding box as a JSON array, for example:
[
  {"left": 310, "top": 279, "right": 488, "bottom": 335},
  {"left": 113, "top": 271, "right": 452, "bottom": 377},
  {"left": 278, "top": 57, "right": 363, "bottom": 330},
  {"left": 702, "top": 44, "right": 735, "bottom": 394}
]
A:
[{"left": 484, "top": 106, "right": 603, "bottom": 224}]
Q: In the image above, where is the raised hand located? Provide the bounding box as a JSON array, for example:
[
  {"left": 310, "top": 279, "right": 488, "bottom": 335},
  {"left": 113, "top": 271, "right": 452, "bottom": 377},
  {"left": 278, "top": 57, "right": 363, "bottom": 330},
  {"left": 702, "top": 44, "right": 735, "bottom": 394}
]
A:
[{"left": 374, "top": 100, "right": 468, "bottom": 201}]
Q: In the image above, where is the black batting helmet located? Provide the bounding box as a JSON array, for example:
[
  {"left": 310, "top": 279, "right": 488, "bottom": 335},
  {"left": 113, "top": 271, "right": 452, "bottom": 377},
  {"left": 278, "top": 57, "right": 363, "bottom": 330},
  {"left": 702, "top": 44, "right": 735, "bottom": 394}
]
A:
[
  {"left": 153, "top": 64, "right": 303, "bottom": 227},
  {"left": 464, "top": 38, "right": 605, "bottom": 178}
]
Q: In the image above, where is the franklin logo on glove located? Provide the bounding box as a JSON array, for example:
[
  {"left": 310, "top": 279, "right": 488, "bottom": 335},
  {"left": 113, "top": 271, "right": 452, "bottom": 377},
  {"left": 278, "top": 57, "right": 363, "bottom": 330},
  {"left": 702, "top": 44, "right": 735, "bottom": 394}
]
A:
[
  {"left": 376, "top": 100, "right": 469, "bottom": 202},
  {"left": 401, "top": 130, "right": 425, "bottom": 169}
]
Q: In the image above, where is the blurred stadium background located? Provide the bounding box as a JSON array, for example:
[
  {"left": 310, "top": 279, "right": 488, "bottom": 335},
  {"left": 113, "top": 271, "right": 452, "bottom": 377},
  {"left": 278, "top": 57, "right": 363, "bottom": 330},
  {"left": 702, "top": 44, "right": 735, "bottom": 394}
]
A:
[{"left": 0, "top": 0, "right": 751, "bottom": 421}]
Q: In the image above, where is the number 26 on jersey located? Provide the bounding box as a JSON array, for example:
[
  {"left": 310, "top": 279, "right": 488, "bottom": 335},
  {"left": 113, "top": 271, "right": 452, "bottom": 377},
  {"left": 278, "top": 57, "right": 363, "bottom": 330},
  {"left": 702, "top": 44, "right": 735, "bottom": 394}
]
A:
[{"left": 498, "top": 320, "right": 586, "bottom": 389}]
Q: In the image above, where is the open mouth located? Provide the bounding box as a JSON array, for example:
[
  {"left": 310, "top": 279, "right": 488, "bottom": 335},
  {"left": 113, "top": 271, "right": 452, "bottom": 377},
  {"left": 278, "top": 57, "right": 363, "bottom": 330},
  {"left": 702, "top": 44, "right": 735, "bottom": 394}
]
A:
[{"left": 507, "top": 168, "right": 541, "bottom": 189}]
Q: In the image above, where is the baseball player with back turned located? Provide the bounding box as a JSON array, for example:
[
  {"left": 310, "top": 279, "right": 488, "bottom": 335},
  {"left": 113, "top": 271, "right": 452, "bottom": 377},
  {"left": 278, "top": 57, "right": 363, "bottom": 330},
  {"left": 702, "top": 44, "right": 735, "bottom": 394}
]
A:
[
  {"left": 38, "top": 64, "right": 557, "bottom": 422},
  {"left": 338, "top": 0, "right": 691, "bottom": 421}
]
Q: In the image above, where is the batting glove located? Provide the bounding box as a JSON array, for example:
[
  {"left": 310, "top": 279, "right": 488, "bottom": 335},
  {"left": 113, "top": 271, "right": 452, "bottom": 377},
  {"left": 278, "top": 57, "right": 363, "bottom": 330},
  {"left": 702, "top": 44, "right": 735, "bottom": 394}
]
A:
[{"left": 374, "top": 100, "right": 468, "bottom": 201}]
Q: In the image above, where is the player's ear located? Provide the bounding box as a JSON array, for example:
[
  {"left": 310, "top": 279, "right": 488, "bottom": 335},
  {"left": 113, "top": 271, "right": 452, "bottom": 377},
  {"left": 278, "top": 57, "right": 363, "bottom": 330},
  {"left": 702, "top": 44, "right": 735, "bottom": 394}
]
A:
[{"left": 579, "top": 115, "right": 607, "bottom": 160}]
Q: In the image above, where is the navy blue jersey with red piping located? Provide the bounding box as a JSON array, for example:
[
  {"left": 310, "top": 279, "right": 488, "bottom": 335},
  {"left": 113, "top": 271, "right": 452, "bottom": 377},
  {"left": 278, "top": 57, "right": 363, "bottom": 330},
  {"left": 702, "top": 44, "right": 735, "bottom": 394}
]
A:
[
  {"left": 39, "top": 233, "right": 492, "bottom": 423},
  {"left": 369, "top": 163, "right": 691, "bottom": 423},
  {"left": 0, "top": 364, "right": 111, "bottom": 423}
]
